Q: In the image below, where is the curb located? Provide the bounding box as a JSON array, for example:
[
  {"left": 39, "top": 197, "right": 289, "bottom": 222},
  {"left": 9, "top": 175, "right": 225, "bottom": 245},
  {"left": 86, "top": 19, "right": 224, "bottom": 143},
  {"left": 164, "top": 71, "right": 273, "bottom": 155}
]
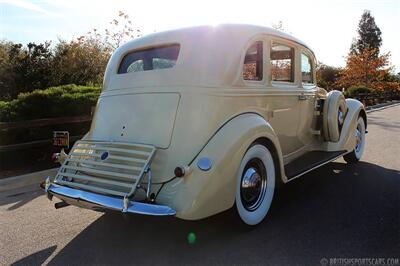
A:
[
  {"left": 366, "top": 101, "right": 400, "bottom": 113},
  {"left": 0, "top": 168, "right": 58, "bottom": 193}
]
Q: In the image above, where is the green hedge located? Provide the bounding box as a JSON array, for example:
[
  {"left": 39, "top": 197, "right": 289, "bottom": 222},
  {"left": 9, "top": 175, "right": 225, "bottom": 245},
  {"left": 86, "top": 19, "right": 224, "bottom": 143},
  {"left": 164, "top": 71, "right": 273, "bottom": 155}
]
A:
[
  {"left": 344, "top": 86, "right": 372, "bottom": 98},
  {"left": 0, "top": 84, "right": 101, "bottom": 122}
]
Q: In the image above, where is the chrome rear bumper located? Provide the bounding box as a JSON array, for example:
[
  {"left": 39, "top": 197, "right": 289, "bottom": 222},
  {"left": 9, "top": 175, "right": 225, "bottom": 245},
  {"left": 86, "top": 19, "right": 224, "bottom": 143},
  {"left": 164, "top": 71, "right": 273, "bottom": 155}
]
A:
[{"left": 46, "top": 183, "right": 176, "bottom": 216}]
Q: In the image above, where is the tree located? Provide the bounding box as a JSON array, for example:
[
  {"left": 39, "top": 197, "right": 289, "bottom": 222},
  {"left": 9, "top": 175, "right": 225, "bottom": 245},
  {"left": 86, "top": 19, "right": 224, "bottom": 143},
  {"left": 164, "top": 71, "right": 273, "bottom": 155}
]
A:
[
  {"left": 51, "top": 38, "right": 110, "bottom": 86},
  {"left": 0, "top": 11, "right": 140, "bottom": 100},
  {"left": 351, "top": 10, "right": 382, "bottom": 57},
  {"left": 16, "top": 42, "right": 53, "bottom": 91},
  {"left": 0, "top": 41, "right": 53, "bottom": 99},
  {"left": 51, "top": 11, "right": 140, "bottom": 86},
  {"left": 0, "top": 41, "right": 17, "bottom": 100},
  {"left": 271, "top": 21, "right": 292, "bottom": 34},
  {"left": 78, "top": 11, "right": 140, "bottom": 51},
  {"left": 316, "top": 63, "right": 341, "bottom": 90},
  {"left": 50, "top": 11, "right": 140, "bottom": 86},
  {"left": 339, "top": 10, "right": 399, "bottom": 93},
  {"left": 336, "top": 48, "right": 395, "bottom": 90}
]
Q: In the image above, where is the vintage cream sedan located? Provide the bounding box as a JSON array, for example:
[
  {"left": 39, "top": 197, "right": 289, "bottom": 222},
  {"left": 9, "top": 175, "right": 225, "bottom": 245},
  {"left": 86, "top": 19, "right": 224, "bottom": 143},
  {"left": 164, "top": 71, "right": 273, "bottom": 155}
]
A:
[{"left": 43, "top": 24, "right": 367, "bottom": 225}]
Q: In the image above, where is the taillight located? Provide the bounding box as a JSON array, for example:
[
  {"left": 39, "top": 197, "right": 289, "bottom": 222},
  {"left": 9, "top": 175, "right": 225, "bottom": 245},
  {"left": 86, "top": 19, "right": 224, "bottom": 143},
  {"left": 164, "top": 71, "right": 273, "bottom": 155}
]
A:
[
  {"left": 51, "top": 153, "right": 60, "bottom": 162},
  {"left": 51, "top": 149, "right": 67, "bottom": 164}
]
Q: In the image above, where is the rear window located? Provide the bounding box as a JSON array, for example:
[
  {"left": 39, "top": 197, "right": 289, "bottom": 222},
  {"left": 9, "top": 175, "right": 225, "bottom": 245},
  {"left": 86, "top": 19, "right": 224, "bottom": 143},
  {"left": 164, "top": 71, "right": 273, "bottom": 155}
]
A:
[{"left": 118, "top": 44, "right": 180, "bottom": 74}]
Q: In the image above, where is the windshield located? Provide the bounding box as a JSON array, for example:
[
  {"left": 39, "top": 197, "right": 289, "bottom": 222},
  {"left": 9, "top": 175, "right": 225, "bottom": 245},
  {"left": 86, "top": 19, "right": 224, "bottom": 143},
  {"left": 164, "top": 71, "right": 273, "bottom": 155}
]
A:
[{"left": 118, "top": 44, "right": 180, "bottom": 74}]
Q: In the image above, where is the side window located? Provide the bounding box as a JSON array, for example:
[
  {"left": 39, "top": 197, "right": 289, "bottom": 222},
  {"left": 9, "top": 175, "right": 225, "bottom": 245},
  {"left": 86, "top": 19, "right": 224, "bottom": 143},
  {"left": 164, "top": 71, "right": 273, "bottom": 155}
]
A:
[
  {"left": 243, "top": 41, "right": 263, "bottom": 81},
  {"left": 301, "top": 53, "right": 313, "bottom": 84},
  {"left": 270, "top": 43, "right": 294, "bottom": 82}
]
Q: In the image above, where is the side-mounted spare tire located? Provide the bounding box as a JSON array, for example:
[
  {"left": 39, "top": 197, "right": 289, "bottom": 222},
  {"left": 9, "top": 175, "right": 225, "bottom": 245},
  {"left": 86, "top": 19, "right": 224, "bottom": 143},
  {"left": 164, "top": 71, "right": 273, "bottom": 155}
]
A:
[{"left": 323, "top": 90, "right": 347, "bottom": 142}]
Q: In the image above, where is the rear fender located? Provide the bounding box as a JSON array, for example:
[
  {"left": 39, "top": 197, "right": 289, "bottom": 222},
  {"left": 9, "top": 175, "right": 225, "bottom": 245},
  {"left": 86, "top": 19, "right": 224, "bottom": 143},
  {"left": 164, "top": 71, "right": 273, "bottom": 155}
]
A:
[
  {"left": 164, "top": 113, "right": 283, "bottom": 220},
  {"left": 323, "top": 99, "right": 366, "bottom": 152}
]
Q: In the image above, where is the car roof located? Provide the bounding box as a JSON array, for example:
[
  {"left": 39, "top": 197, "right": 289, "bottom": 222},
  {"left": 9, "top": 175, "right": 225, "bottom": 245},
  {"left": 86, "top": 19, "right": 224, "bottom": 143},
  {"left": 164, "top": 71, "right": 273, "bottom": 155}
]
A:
[
  {"left": 120, "top": 24, "right": 313, "bottom": 55},
  {"left": 104, "top": 24, "right": 315, "bottom": 89}
]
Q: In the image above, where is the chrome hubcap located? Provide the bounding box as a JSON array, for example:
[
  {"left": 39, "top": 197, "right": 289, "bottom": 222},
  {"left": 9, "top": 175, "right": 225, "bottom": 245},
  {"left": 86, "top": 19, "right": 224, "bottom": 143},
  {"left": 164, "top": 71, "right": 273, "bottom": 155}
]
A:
[
  {"left": 240, "top": 158, "right": 267, "bottom": 211},
  {"left": 338, "top": 109, "right": 344, "bottom": 126}
]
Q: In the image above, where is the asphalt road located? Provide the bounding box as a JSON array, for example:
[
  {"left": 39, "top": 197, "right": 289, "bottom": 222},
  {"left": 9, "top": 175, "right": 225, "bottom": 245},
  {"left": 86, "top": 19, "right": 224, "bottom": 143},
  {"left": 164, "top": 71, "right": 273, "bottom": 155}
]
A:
[{"left": 1, "top": 105, "right": 399, "bottom": 266}]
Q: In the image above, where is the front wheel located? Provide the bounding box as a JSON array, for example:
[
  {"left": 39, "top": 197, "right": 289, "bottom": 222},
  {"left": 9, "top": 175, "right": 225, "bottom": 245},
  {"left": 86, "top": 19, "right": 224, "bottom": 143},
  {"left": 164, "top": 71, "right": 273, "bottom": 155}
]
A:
[
  {"left": 235, "top": 144, "right": 275, "bottom": 225},
  {"left": 344, "top": 117, "right": 366, "bottom": 163}
]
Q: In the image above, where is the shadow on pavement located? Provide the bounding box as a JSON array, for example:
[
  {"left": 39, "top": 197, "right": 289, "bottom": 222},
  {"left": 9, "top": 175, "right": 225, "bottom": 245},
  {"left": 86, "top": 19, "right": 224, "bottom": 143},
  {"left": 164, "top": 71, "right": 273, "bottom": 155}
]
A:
[
  {"left": 40, "top": 161, "right": 400, "bottom": 265},
  {"left": 11, "top": 245, "right": 57, "bottom": 266},
  {"left": 0, "top": 186, "right": 43, "bottom": 211},
  {"left": 367, "top": 116, "right": 400, "bottom": 131}
]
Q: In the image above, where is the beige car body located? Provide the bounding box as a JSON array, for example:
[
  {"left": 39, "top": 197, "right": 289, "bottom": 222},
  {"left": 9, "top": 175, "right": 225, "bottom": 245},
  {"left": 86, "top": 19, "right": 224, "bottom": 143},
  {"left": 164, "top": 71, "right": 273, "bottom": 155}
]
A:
[{"left": 46, "top": 24, "right": 366, "bottom": 220}]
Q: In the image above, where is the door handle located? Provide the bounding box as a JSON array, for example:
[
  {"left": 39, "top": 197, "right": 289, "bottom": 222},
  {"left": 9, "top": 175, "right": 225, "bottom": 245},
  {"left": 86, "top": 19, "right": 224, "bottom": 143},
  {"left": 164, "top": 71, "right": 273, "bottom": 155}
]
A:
[{"left": 298, "top": 94, "right": 307, "bottom": 100}]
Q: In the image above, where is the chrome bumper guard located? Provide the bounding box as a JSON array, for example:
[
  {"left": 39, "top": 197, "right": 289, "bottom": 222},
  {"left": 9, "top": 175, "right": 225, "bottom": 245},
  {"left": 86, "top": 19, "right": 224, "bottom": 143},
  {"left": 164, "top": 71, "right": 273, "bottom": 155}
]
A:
[{"left": 46, "top": 183, "right": 176, "bottom": 216}]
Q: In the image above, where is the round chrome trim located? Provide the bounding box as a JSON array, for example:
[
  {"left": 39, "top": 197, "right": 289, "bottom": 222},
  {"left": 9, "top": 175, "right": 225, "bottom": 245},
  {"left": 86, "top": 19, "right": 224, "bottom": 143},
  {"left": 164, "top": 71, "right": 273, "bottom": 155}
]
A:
[
  {"left": 240, "top": 158, "right": 267, "bottom": 212},
  {"left": 338, "top": 109, "right": 344, "bottom": 125},
  {"left": 197, "top": 157, "right": 212, "bottom": 171}
]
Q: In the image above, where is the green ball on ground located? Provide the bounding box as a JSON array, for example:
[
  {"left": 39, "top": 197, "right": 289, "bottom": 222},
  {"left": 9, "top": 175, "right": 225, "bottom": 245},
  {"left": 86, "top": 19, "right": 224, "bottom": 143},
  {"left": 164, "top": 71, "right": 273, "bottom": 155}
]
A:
[{"left": 187, "top": 232, "right": 196, "bottom": 244}]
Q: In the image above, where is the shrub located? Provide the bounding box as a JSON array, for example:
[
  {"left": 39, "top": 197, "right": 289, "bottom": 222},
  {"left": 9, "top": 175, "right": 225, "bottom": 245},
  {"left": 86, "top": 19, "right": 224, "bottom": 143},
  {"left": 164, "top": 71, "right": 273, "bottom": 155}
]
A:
[
  {"left": 0, "top": 84, "right": 101, "bottom": 122},
  {"left": 344, "top": 86, "right": 372, "bottom": 98}
]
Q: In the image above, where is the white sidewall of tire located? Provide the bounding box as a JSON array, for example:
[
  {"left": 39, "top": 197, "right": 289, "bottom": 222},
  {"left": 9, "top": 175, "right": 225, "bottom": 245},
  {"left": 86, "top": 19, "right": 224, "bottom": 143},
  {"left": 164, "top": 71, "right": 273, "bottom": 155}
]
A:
[
  {"left": 235, "top": 145, "right": 275, "bottom": 225},
  {"left": 323, "top": 94, "right": 330, "bottom": 141},
  {"left": 328, "top": 96, "right": 346, "bottom": 142},
  {"left": 355, "top": 117, "right": 366, "bottom": 159}
]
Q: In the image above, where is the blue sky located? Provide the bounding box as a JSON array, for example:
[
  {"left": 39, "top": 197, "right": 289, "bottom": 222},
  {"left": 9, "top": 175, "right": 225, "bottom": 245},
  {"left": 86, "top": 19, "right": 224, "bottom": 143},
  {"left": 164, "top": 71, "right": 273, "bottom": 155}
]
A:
[{"left": 0, "top": 0, "right": 399, "bottom": 71}]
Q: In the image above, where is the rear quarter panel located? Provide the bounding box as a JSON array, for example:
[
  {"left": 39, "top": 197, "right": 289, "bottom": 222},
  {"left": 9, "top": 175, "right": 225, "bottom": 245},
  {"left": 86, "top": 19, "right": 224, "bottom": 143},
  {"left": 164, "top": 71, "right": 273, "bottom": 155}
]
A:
[{"left": 157, "top": 113, "right": 283, "bottom": 220}]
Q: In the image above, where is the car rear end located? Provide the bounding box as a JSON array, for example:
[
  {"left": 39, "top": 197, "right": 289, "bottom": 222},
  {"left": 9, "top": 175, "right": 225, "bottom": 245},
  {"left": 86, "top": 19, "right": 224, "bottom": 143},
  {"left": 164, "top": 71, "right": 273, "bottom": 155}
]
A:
[{"left": 43, "top": 25, "right": 244, "bottom": 218}]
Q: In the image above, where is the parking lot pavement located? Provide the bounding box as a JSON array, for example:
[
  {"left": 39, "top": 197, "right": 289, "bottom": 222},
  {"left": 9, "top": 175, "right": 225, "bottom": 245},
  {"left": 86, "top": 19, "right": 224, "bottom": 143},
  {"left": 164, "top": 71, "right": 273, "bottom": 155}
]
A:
[{"left": 1, "top": 105, "right": 399, "bottom": 266}]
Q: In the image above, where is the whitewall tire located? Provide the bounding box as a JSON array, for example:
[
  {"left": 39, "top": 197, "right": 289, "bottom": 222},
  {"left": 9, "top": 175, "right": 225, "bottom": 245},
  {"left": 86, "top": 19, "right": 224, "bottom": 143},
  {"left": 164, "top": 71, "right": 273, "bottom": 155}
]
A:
[
  {"left": 344, "top": 117, "right": 366, "bottom": 163},
  {"left": 235, "top": 144, "right": 275, "bottom": 225}
]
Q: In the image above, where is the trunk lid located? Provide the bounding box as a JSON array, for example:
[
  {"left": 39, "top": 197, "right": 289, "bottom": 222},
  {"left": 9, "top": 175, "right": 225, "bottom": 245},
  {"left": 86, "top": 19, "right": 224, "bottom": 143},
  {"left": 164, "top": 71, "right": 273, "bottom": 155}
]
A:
[{"left": 90, "top": 93, "right": 180, "bottom": 149}]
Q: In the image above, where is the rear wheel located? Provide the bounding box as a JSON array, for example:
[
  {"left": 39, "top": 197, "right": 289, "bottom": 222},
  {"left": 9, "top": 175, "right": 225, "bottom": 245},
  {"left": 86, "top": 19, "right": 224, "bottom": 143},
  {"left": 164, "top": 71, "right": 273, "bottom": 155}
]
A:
[
  {"left": 235, "top": 144, "right": 275, "bottom": 225},
  {"left": 344, "top": 117, "right": 366, "bottom": 163}
]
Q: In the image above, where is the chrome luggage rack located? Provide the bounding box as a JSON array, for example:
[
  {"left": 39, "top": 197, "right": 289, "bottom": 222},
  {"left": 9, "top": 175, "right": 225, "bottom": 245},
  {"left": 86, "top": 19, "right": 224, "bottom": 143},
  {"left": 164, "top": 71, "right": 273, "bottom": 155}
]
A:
[
  {"left": 44, "top": 140, "right": 176, "bottom": 216},
  {"left": 55, "top": 140, "right": 156, "bottom": 198}
]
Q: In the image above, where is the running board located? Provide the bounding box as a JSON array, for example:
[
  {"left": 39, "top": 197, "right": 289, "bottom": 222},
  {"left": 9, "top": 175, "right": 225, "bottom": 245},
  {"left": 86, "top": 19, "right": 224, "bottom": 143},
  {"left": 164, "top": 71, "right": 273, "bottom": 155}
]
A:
[{"left": 285, "top": 150, "right": 346, "bottom": 180}]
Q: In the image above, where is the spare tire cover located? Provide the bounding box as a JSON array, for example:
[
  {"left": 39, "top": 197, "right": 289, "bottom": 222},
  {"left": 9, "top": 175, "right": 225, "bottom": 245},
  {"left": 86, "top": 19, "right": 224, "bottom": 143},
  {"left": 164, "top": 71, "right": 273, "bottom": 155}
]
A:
[{"left": 323, "top": 91, "right": 347, "bottom": 142}]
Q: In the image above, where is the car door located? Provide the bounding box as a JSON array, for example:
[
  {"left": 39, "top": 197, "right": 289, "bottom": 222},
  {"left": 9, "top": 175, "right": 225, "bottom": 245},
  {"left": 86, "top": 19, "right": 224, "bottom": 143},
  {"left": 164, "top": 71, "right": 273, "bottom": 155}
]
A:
[
  {"left": 297, "top": 52, "right": 318, "bottom": 147},
  {"left": 268, "top": 41, "right": 305, "bottom": 156}
]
